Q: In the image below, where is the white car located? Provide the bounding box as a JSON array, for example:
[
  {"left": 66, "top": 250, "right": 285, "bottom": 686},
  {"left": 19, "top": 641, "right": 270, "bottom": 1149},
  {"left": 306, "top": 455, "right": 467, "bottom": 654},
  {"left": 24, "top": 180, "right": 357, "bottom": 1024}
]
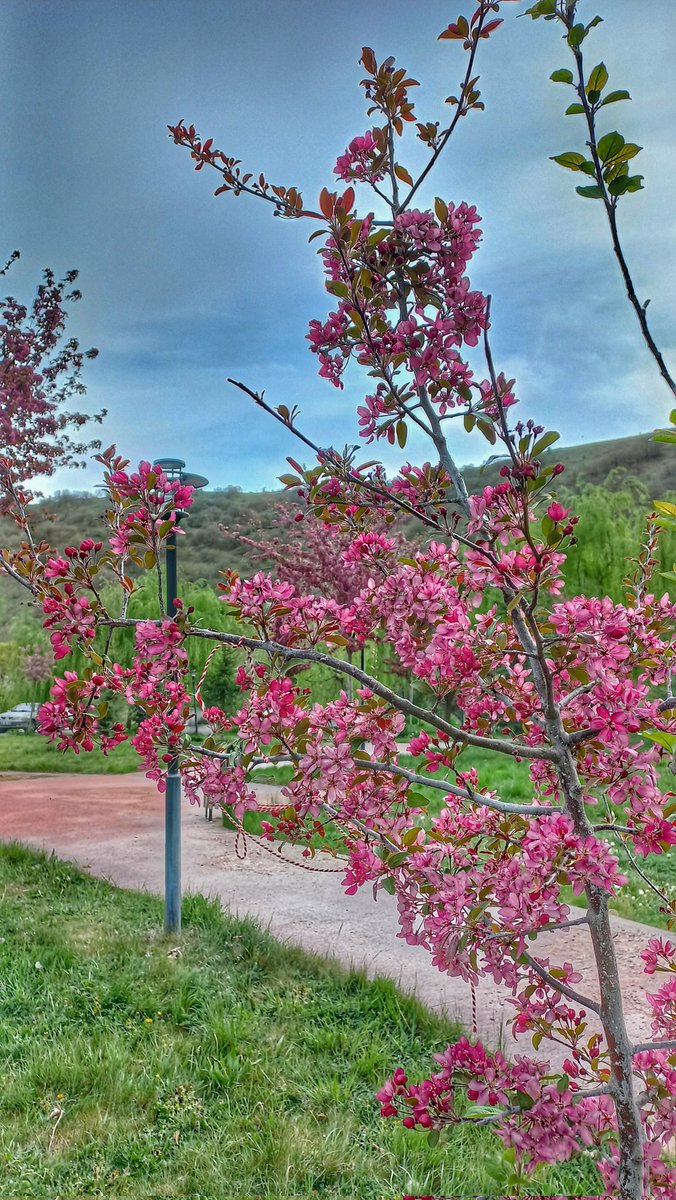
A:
[{"left": 0, "top": 703, "right": 39, "bottom": 733}]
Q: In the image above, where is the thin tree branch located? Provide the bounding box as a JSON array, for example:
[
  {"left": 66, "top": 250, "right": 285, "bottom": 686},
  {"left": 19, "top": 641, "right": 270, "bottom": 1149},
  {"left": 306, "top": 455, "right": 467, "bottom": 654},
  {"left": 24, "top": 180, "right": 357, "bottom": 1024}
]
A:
[
  {"left": 485, "top": 916, "right": 590, "bottom": 941},
  {"left": 356, "top": 756, "right": 558, "bottom": 816},
  {"left": 399, "top": 3, "right": 490, "bottom": 211},
  {"left": 100, "top": 614, "right": 560, "bottom": 763},
  {"left": 565, "top": 27, "right": 676, "bottom": 399},
  {"left": 522, "top": 951, "right": 601, "bottom": 1015},
  {"left": 632, "top": 1041, "right": 676, "bottom": 1055}
]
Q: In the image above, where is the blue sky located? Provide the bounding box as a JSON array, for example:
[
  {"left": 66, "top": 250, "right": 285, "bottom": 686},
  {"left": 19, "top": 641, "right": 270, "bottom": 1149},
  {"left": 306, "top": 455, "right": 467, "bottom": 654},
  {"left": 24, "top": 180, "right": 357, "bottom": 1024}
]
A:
[{"left": 2, "top": 0, "right": 674, "bottom": 493}]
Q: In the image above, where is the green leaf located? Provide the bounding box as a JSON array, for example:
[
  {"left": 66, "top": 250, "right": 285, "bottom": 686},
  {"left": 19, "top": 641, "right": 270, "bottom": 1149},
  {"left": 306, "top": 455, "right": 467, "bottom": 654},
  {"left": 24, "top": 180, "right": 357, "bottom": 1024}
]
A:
[
  {"left": 511, "top": 1089, "right": 536, "bottom": 1111},
  {"left": 565, "top": 103, "right": 585, "bottom": 115},
  {"left": 525, "top": 0, "right": 557, "bottom": 17},
  {"left": 613, "top": 143, "right": 642, "bottom": 163},
  {"left": 600, "top": 89, "right": 631, "bottom": 106},
  {"left": 386, "top": 851, "right": 409, "bottom": 868},
  {"left": 532, "top": 430, "right": 560, "bottom": 456},
  {"left": 465, "top": 1104, "right": 503, "bottom": 1119},
  {"left": 575, "top": 184, "right": 604, "bottom": 199},
  {"left": 586, "top": 62, "right": 608, "bottom": 97},
  {"left": 603, "top": 159, "right": 629, "bottom": 183},
  {"left": 549, "top": 151, "right": 587, "bottom": 171},
  {"left": 477, "top": 418, "right": 496, "bottom": 445},
  {"left": 396, "top": 420, "right": 408, "bottom": 449},
  {"left": 567, "top": 23, "right": 587, "bottom": 48},
  {"left": 550, "top": 68, "right": 574, "bottom": 84},
  {"left": 643, "top": 731, "right": 676, "bottom": 752},
  {"left": 405, "top": 791, "right": 429, "bottom": 808},
  {"left": 427, "top": 1128, "right": 441, "bottom": 1148},
  {"left": 326, "top": 280, "right": 349, "bottom": 298},
  {"left": 607, "top": 176, "right": 629, "bottom": 197},
  {"left": 380, "top": 876, "right": 396, "bottom": 896},
  {"left": 556, "top": 1073, "right": 571, "bottom": 1093},
  {"left": 597, "top": 130, "right": 625, "bottom": 162}
]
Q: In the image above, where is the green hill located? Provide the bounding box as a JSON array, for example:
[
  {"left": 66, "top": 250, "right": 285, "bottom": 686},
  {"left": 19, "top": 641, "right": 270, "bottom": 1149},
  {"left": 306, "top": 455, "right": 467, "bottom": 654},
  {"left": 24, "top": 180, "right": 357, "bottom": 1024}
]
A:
[{"left": 0, "top": 431, "right": 673, "bottom": 625}]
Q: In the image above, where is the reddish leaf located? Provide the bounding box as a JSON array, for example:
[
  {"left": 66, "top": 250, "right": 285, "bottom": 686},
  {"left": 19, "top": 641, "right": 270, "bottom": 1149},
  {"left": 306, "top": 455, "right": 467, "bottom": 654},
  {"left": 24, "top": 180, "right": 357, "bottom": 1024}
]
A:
[{"left": 319, "top": 188, "right": 334, "bottom": 219}]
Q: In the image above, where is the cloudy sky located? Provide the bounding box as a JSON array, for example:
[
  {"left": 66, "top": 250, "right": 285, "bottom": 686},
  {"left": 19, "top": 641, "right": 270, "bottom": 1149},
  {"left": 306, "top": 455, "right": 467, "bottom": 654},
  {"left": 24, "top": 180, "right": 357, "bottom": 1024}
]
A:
[{"left": 2, "top": 0, "right": 675, "bottom": 493}]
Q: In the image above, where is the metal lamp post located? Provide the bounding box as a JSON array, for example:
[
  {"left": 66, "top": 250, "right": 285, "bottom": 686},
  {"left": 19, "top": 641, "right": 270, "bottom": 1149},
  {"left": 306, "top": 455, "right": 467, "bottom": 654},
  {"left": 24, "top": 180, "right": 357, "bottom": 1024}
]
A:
[{"left": 154, "top": 457, "right": 209, "bottom": 935}]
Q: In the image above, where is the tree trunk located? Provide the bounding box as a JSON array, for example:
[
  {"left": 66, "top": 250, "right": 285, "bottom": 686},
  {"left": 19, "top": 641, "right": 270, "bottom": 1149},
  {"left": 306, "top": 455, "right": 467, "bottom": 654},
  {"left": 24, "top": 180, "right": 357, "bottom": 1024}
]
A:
[{"left": 588, "top": 897, "right": 645, "bottom": 1199}]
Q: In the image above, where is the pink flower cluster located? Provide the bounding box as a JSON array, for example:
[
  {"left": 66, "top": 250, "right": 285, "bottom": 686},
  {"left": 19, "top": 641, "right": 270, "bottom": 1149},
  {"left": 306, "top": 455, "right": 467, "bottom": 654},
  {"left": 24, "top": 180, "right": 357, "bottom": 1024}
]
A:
[
  {"left": 334, "top": 129, "right": 387, "bottom": 183},
  {"left": 377, "top": 1037, "right": 612, "bottom": 1171},
  {"left": 131, "top": 681, "right": 190, "bottom": 788},
  {"left": 38, "top": 670, "right": 126, "bottom": 754},
  {"left": 103, "top": 458, "right": 193, "bottom": 558},
  {"left": 131, "top": 619, "right": 188, "bottom": 700},
  {"left": 306, "top": 200, "right": 489, "bottom": 429},
  {"left": 42, "top": 586, "right": 97, "bottom": 659}
]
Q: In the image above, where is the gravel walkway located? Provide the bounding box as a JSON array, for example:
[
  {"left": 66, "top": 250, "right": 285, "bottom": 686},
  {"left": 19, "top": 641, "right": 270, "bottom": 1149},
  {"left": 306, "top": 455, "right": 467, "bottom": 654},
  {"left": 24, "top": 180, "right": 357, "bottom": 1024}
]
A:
[{"left": 0, "top": 771, "right": 657, "bottom": 1067}]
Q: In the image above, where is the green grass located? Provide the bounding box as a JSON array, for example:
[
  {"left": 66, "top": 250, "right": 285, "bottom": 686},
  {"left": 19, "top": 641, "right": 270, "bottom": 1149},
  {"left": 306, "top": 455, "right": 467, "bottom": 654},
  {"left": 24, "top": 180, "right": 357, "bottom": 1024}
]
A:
[
  {"left": 0, "top": 733, "right": 140, "bottom": 774},
  {"left": 0, "top": 844, "right": 601, "bottom": 1198}
]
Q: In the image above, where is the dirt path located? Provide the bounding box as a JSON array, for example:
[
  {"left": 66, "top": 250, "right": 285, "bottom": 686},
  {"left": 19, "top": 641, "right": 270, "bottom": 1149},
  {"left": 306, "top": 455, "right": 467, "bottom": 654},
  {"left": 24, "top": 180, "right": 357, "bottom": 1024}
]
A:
[{"left": 0, "top": 771, "right": 657, "bottom": 1066}]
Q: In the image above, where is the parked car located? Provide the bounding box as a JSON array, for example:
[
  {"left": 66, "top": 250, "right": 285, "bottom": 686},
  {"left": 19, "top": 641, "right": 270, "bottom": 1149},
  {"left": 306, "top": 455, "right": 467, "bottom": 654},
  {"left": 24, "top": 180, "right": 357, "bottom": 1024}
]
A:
[{"left": 0, "top": 703, "right": 39, "bottom": 733}]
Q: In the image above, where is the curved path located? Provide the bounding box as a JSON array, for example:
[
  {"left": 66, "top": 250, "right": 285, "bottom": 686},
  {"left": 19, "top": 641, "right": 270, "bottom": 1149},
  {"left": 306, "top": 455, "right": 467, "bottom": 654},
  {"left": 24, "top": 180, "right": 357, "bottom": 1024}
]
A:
[{"left": 0, "top": 771, "right": 657, "bottom": 1066}]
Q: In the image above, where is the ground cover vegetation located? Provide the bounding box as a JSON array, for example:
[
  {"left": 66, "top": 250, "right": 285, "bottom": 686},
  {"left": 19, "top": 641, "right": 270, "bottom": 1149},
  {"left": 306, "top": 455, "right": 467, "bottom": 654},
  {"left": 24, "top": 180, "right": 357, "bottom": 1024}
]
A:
[
  {"left": 2, "top": 843, "right": 604, "bottom": 1198},
  {"left": 0, "top": 732, "right": 139, "bottom": 775},
  {"left": 2, "top": 1, "right": 676, "bottom": 1196}
]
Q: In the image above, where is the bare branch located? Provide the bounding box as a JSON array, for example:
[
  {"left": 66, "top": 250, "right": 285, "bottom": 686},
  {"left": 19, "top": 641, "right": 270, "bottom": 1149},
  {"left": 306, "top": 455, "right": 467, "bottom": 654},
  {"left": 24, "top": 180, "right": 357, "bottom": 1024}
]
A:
[
  {"left": 98, "top": 614, "right": 558, "bottom": 763},
  {"left": 400, "top": 2, "right": 491, "bottom": 211},
  {"left": 356, "top": 756, "right": 558, "bottom": 816},
  {"left": 632, "top": 1041, "right": 676, "bottom": 1055},
  {"left": 485, "top": 916, "right": 590, "bottom": 941},
  {"left": 522, "top": 951, "right": 601, "bottom": 1015}
]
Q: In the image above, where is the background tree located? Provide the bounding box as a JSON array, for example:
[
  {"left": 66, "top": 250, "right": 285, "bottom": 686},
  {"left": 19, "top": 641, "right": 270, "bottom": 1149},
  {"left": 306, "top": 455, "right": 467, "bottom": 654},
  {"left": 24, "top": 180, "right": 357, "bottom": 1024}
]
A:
[{"left": 0, "top": 252, "right": 102, "bottom": 509}]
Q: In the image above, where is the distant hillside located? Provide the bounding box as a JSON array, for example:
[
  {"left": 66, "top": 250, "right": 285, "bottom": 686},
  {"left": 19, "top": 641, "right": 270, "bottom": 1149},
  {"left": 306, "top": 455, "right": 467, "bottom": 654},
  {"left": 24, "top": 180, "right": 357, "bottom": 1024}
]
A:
[
  {"left": 0, "top": 431, "right": 673, "bottom": 623},
  {"left": 460, "top": 431, "right": 674, "bottom": 499}
]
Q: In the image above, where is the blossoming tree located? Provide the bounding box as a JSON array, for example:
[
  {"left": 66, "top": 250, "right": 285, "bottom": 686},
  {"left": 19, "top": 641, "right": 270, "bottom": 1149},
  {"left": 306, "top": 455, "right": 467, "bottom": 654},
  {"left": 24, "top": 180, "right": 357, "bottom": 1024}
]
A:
[
  {"left": 2, "top": 2, "right": 676, "bottom": 1197},
  {"left": 0, "top": 252, "right": 102, "bottom": 508}
]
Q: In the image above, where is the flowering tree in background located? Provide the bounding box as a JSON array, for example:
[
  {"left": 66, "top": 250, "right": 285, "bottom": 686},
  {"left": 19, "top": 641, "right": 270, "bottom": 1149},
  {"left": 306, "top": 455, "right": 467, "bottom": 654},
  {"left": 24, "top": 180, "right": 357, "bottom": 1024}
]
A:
[
  {"left": 2, "top": 2, "right": 676, "bottom": 1197},
  {"left": 0, "top": 251, "right": 101, "bottom": 510},
  {"left": 233, "top": 505, "right": 414, "bottom": 696},
  {"left": 23, "top": 645, "right": 54, "bottom": 687},
  {"left": 234, "top": 503, "right": 382, "bottom": 609}
]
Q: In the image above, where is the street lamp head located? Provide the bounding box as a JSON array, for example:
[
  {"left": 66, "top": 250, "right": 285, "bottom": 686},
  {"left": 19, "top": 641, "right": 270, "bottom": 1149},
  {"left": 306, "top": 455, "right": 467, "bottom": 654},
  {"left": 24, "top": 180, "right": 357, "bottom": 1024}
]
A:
[
  {"left": 181, "top": 472, "right": 209, "bottom": 490},
  {"left": 153, "top": 458, "right": 209, "bottom": 490},
  {"left": 154, "top": 456, "right": 186, "bottom": 479}
]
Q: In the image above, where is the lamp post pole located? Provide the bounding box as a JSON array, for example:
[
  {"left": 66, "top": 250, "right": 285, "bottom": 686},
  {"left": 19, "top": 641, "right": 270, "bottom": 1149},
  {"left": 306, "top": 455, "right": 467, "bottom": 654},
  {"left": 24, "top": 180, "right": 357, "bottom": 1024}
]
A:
[
  {"left": 154, "top": 458, "right": 208, "bottom": 936},
  {"left": 164, "top": 522, "right": 181, "bottom": 935}
]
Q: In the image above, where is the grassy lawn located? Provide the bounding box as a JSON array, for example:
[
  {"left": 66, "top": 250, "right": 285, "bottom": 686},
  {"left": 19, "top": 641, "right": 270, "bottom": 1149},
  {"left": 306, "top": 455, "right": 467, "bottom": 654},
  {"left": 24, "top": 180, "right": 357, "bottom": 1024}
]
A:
[
  {"left": 0, "top": 733, "right": 140, "bottom": 774},
  {"left": 0, "top": 844, "right": 601, "bottom": 1198}
]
